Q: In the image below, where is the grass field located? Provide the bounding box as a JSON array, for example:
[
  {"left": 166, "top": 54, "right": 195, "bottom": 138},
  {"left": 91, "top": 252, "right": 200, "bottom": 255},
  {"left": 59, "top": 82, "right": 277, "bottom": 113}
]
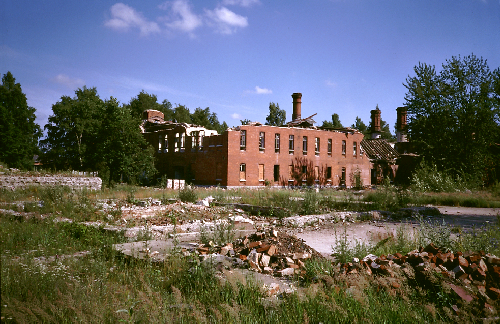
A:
[{"left": 1, "top": 184, "right": 499, "bottom": 322}]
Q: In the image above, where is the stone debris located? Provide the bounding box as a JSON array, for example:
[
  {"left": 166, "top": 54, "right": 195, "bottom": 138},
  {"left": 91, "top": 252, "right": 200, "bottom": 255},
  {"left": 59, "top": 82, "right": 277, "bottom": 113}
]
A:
[
  {"left": 338, "top": 243, "right": 500, "bottom": 314},
  {"left": 177, "top": 229, "right": 322, "bottom": 280},
  {"left": 0, "top": 175, "right": 102, "bottom": 191}
]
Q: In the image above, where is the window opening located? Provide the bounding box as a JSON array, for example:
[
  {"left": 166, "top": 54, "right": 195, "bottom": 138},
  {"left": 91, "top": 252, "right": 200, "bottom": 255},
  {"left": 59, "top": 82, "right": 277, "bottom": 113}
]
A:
[
  {"left": 239, "top": 164, "right": 246, "bottom": 181},
  {"left": 289, "top": 135, "right": 294, "bottom": 154},
  {"left": 259, "top": 132, "right": 265, "bottom": 151}
]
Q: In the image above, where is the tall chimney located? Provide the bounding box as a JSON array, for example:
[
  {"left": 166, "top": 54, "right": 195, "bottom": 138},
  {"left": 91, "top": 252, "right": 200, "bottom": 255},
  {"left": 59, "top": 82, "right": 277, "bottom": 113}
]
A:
[
  {"left": 292, "top": 93, "right": 302, "bottom": 121},
  {"left": 396, "top": 106, "right": 408, "bottom": 142},
  {"left": 370, "top": 107, "right": 381, "bottom": 139}
]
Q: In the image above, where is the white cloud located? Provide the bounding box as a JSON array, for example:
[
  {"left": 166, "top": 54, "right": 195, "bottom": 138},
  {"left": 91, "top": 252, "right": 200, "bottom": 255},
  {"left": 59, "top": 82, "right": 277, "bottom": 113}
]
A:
[
  {"left": 105, "top": 1, "right": 251, "bottom": 37},
  {"left": 51, "top": 74, "right": 85, "bottom": 89},
  {"left": 325, "top": 79, "right": 339, "bottom": 88},
  {"left": 222, "top": 0, "right": 260, "bottom": 7},
  {"left": 205, "top": 7, "right": 248, "bottom": 34},
  {"left": 254, "top": 86, "right": 272, "bottom": 94},
  {"left": 161, "top": 0, "right": 202, "bottom": 34},
  {"left": 231, "top": 113, "right": 242, "bottom": 119},
  {"left": 104, "top": 3, "right": 160, "bottom": 36}
]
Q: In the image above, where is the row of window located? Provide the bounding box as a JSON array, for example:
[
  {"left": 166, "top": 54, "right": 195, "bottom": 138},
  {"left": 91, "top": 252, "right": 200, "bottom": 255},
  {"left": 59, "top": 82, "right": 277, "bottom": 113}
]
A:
[
  {"left": 240, "top": 130, "right": 361, "bottom": 156},
  {"left": 158, "top": 132, "right": 207, "bottom": 153},
  {"left": 239, "top": 163, "right": 347, "bottom": 182}
]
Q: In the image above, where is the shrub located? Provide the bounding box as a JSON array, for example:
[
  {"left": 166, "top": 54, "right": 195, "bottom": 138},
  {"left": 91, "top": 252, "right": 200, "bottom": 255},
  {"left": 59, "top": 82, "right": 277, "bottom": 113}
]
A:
[
  {"left": 411, "top": 162, "right": 467, "bottom": 192},
  {"left": 178, "top": 185, "right": 197, "bottom": 203}
]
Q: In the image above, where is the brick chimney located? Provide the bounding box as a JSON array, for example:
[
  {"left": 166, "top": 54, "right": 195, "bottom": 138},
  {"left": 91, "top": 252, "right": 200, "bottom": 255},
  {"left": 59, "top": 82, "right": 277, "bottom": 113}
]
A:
[
  {"left": 292, "top": 93, "right": 302, "bottom": 121},
  {"left": 370, "top": 107, "right": 381, "bottom": 139},
  {"left": 396, "top": 106, "right": 408, "bottom": 142}
]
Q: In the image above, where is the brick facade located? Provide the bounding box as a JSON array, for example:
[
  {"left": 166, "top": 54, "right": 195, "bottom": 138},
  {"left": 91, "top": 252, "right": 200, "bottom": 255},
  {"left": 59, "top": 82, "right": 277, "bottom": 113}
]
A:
[
  {"left": 143, "top": 119, "right": 371, "bottom": 187},
  {"left": 140, "top": 92, "right": 410, "bottom": 188}
]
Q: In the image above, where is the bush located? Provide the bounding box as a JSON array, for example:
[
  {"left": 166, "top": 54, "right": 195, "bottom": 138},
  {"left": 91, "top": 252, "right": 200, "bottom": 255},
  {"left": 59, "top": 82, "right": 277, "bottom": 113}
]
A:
[
  {"left": 178, "top": 186, "right": 197, "bottom": 203},
  {"left": 411, "top": 162, "right": 467, "bottom": 193}
]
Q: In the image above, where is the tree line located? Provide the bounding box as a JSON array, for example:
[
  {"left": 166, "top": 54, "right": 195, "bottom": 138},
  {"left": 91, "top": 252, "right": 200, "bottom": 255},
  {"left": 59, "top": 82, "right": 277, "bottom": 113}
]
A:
[{"left": 1, "top": 53, "right": 499, "bottom": 186}]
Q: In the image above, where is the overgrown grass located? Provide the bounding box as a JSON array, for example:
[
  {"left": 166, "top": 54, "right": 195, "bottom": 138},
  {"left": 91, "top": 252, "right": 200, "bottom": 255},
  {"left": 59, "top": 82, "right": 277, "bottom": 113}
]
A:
[
  {"left": 2, "top": 215, "right": 441, "bottom": 323},
  {"left": 3, "top": 182, "right": 500, "bottom": 322}
]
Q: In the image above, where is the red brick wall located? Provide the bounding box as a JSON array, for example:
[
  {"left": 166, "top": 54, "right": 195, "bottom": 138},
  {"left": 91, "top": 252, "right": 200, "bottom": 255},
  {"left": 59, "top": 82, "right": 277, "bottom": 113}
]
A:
[
  {"left": 225, "top": 125, "right": 371, "bottom": 187},
  {"left": 144, "top": 124, "right": 372, "bottom": 187}
]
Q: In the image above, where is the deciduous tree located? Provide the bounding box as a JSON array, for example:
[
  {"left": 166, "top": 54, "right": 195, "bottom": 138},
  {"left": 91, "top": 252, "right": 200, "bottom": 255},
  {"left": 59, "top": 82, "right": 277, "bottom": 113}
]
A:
[
  {"left": 404, "top": 54, "right": 500, "bottom": 185},
  {"left": 321, "top": 113, "right": 343, "bottom": 128},
  {"left": 99, "top": 98, "right": 156, "bottom": 186},
  {"left": 0, "top": 72, "right": 42, "bottom": 169},
  {"left": 351, "top": 116, "right": 368, "bottom": 138},
  {"left": 41, "top": 87, "right": 104, "bottom": 170},
  {"left": 265, "top": 102, "right": 286, "bottom": 126}
]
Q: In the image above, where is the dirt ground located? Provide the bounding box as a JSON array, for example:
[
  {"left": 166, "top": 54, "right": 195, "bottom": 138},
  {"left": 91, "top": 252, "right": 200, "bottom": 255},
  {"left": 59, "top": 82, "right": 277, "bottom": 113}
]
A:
[{"left": 294, "top": 207, "right": 500, "bottom": 257}]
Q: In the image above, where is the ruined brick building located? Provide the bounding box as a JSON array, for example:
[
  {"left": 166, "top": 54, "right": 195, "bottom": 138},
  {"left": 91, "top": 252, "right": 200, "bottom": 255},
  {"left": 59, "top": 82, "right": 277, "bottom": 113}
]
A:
[{"left": 142, "top": 93, "right": 408, "bottom": 187}]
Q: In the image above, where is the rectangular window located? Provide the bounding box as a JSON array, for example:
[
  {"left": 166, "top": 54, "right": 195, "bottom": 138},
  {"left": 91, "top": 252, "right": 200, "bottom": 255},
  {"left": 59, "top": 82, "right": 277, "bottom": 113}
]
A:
[
  {"left": 164, "top": 135, "right": 168, "bottom": 153},
  {"left": 190, "top": 131, "right": 197, "bottom": 152},
  {"left": 353, "top": 141, "right": 357, "bottom": 157},
  {"left": 327, "top": 166, "right": 332, "bottom": 179},
  {"left": 158, "top": 134, "right": 163, "bottom": 152},
  {"left": 289, "top": 135, "right": 294, "bottom": 154},
  {"left": 180, "top": 133, "right": 185, "bottom": 152},
  {"left": 175, "top": 133, "right": 180, "bottom": 152},
  {"left": 342, "top": 140, "right": 346, "bottom": 155},
  {"left": 275, "top": 133, "right": 280, "bottom": 153},
  {"left": 315, "top": 137, "right": 320, "bottom": 155},
  {"left": 302, "top": 136, "right": 308, "bottom": 155},
  {"left": 240, "top": 130, "right": 246, "bottom": 150},
  {"left": 341, "top": 167, "right": 346, "bottom": 186},
  {"left": 327, "top": 139, "right": 332, "bottom": 155},
  {"left": 259, "top": 132, "right": 265, "bottom": 151},
  {"left": 239, "top": 163, "right": 246, "bottom": 181},
  {"left": 274, "top": 165, "right": 280, "bottom": 182},
  {"left": 302, "top": 165, "right": 307, "bottom": 175},
  {"left": 258, "top": 164, "right": 264, "bottom": 181}
]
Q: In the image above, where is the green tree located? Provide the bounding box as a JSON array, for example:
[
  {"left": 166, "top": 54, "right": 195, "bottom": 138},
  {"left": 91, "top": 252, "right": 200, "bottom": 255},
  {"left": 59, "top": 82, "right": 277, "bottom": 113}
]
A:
[
  {"left": 321, "top": 113, "right": 343, "bottom": 128},
  {"left": 127, "top": 91, "right": 174, "bottom": 121},
  {"left": 265, "top": 102, "right": 286, "bottom": 126},
  {"left": 99, "top": 98, "right": 156, "bottom": 186},
  {"left": 404, "top": 54, "right": 500, "bottom": 185},
  {"left": 41, "top": 87, "right": 104, "bottom": 170},
  {"left": 190, "top": 107, "right": 227, "bottom": 133},
  {"left": 41, "top": 87, "right": 157, "bottom": 185},
  {"left": 161, "top": 99, "right": 174, "bottom": 121},
  {"left": 190, "top": 107, "right": 212, "bottom": 128},
  {"left": 127, "top": 90, "right": 160, "bottom": 120},
  {"left": 0, "top": 72, "right": 42, "bottom": 169},
  {"left": 240, "top": 119, "right": 251, "bottom": 125},
  {"left": 172, "top": 105, "right": 191, "bottom": 123},
  {"left": 351, "top": 116, "right": 368, "bottom": 137}
]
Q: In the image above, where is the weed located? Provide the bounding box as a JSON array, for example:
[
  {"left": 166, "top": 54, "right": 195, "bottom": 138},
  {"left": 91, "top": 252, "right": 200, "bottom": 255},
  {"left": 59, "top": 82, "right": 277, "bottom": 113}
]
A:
[
  {"left": 199, "top": 217, "right": 235, "bottom": 246},
  {"left": 178, "top": 185, "right": 197, "bottom": 203}
]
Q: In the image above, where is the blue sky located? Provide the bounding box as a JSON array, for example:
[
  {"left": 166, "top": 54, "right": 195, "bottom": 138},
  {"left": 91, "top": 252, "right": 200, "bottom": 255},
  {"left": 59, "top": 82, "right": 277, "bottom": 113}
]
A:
[{"left": 2, "top": 0, "right": 499, "bottom": 134}]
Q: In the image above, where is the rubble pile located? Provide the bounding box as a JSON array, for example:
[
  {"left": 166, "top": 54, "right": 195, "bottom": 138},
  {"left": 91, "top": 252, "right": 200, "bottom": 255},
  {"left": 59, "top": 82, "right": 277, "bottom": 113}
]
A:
[
  {"left": 339, "top": 242, "right": 500, "bottom": 315},
  {"left": 192, "top": 229, "right": 323, "bottom": 277}
]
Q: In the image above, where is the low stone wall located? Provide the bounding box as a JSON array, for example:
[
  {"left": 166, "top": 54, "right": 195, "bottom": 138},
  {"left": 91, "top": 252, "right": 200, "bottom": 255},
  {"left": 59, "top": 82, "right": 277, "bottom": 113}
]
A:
[{"left": 0, "top": 175, "right": 102, "bottom": 191}]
